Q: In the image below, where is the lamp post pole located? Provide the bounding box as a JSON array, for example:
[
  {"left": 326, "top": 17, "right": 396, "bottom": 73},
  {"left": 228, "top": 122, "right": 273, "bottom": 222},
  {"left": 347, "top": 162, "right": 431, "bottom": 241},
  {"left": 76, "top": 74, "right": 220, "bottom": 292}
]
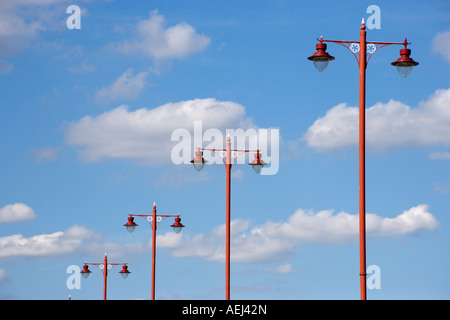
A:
[
  {"left": 225, "top": 137, "right": 232, "bottom": 300},
  {"left": 358, "top": 22, "right": 368, "bottom": 301},
  {"left": 124, "top": 203, "right": 185, "bottom": 300},
  {"left": 307, "top": 20, "right": 419, "bottom": 300},
  {"left": 151, "top": 204, "right": 157, "bottom": 301},
  {"left": 191, "top": 135, "right": 266, "bottom": 300},
  {"left": 103, "top": 254, "right": 108, "bottom": 300}
]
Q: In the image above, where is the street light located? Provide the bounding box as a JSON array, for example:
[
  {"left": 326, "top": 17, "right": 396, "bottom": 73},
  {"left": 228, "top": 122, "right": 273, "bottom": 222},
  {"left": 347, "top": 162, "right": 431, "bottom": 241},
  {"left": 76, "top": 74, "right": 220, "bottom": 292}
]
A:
[
  {"left": 191, "top": 150, "right": 208, "bottom": 172},
  {"left": 124, "top": 203, "right": 185, "bottom": 300},
  {"left": 170, "top": 216, "right": 185, "bottom": 234},
  {"left": 307, "top": 38, "right": 335, "bottom": 72},
  {"left": 391, "top": 38, "right": 420, "bottom": 77},
  {"left": 307, "top": 19, "right": 419, "bottom": 300},
  {"left": 80, "top": 253, "right": 130, "bottom": 300},
  {"left": 80, "top": 264, "right": 92, "bottom": 279},
  {"left": 191, "top": 135, "right": 266, "bottom": 300},
  {"left": 248, "top": 149, "right": 267, "bottom": 174},
  {"left": 124, "top": 215, "right": 138, "bottom": 233},
  {"left": 119, "top": 265, "right": 131, "bottom": 279}
]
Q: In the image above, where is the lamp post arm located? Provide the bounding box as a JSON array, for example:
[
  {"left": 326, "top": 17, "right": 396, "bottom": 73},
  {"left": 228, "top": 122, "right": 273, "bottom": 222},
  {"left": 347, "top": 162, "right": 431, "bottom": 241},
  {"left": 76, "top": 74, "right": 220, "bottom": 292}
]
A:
[
  {"left": 197, "top": 147, "right": 261, "bottom": 165},
  {"left": 129, "top": 213, "right": 181, "bottom": 227},
  {"left": 317, "top": 38, "right": 411, "bottom": 66}
]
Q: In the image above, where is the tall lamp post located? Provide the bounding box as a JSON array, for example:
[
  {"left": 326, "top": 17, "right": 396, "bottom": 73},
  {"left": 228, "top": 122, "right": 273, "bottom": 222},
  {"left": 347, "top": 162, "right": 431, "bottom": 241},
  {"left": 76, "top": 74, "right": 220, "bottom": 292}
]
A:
[
  {"left": 123, "top": 203, "right": 185, "bottom": 300},
  {"left": 80, "top": 253, "right": 130, "bottom": 300},
  {"left": 191, "top": 135, "right": 267, "bottom": 300},
  {"left": 307, "top": 19, "right": 419, "bottom": 300}
]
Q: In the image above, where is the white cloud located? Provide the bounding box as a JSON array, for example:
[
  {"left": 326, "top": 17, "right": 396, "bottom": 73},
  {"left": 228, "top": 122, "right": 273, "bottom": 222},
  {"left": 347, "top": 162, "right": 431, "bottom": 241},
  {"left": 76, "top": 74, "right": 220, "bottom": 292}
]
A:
[
  {"left": 0, "top": 203, "right": 36, "bottom": 223},
  {"left": 114, "top": 10, "right": 210, "bottom": 60},
  {"left": 432, "top": 31, "right": 450, "bottom": 62},
  {"left": 0, "top": 0, "right": 67, "bottom": 58},
  {"left": 265, "top": 264, "right": 297, "bottom": 274},
  {"left": 0, "top": 225, "right": 97, "bottom": 258},
  {"left": 95, "top": 68, "right": 148, "bottom": 104},
  {"left": 231, "top": 169, "right": 245, "bottom": 180},
  {"left": 429, "top": 152, "right": 450, "bottom": 160},
  {"left": 0, "top": 205, "right": 436, "bottom": 262},
  {"left": 0, "top": 5, "right": 42, "bottom": 57},
  {"left": 0, "top": 269, "right": 6, "bottom": 283},
  {"left": 169, "top": 204, "right": 438, "bottom": 263},
  {"left": 264, "top": 204, "right": 438, "bottom": 243},
  {"left": 304, "top": 88, "right": 450, "bottom": 152},
  {"left": 0, "top": 59, "right": 13, "bottom": 73},
  {"left": 156, "top": 232, "right": 184, "bottom": 248},
  {"left": 30, "top": 147, "right": 59, "bottom": 163},
  {"left": 0, "top": 222, "right": 185, "bottom": 259},
  {"left": 432, "top": 182, "right": 450, "bottom": 195},
  {"left": 65, "top": 98, "right": 255, "bottom": 164},
  {"left": 67, "top": 59, "right": 96, "bottom": 74}
]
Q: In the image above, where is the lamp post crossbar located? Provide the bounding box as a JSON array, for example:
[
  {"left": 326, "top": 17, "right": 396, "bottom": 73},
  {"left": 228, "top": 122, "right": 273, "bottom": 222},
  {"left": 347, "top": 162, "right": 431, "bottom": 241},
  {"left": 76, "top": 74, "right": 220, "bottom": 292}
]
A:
[
  {"left": 129, "top": 213, "right": 181, "bottom": 226},
  {"left": 198, "top": 147, "right": 261, "bottom": 165},
  {"left": 317, "top": 37, "right": 412, "bottom": 65}
]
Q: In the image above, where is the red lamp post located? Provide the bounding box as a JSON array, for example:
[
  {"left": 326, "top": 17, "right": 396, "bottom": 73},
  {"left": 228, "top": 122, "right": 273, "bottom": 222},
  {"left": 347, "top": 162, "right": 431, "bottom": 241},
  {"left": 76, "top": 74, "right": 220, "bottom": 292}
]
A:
[
  {"left": 80, "top": 253, "right": 130, "bottom": 300},
  {"left": 124, "top": 203, "right": 185, "bottom": 300},
  {"left": 191, "top": 135, "right": 267, "bottom": 300},
  {"left": 307, "top": 20, "right": 419, "bottom": 300}
]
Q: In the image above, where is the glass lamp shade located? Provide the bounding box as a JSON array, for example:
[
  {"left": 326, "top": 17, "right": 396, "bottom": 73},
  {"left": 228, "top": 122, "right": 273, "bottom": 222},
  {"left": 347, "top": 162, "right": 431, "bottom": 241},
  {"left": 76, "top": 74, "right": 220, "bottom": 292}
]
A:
[
  {"left": 313, "top": 60, "right": 331, "bottom": 72},
  {"left": 193, "top": 162, "right": 205, "bottom": 172},
  {"left": 124, "top": 216, "right": 138, "bottom": 233},
  {"left": 172, "top": 226, "right": 183, "bottom": 234},
  {"left": 391, "top": 48, "right": 419, "bottom": 77},
  {"left": 170, "top": 217, "right": 185, "bottom": 234},
  {"left": 190, "top": 150, "right": 208, "bottom": 171},
  {"left": 396, "top": 65, "right": 414, "bottom": 77},
  {"left": 308, "top": 42, "right": 335, "bottom": 72},
  {"left": 119, "top": 265, "right": 130, "bottom": 279},
  {"left": 251, "top": 163, "right": 264, "bottom": 174},
  {"left": 80, "top": 264, "right": 91, "bottom": 279}
]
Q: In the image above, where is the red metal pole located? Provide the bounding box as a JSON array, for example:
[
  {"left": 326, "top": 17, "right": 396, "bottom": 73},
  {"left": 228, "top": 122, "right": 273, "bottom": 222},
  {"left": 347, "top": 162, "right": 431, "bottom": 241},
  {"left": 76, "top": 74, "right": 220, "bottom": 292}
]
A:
[
  {"left": 358, "top": 21, "right": 367, "bottom": 301},
  {"left": 152, "top": 203, "right": 157, "bottom": 300},
  {"left": 103, "top": 254, "right": 107, "bottom": 300},
  {"left": 225, "top": 136, "right": 231, "bottom": 300}
]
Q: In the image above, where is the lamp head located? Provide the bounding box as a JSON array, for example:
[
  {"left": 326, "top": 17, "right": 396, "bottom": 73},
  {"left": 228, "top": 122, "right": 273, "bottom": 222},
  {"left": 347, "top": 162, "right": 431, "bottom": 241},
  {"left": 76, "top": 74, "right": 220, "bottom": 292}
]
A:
[
  {"left": 170, "top": 216, "right": 185, "bottom": 234},
  {"left": 248, "top": 150, "right": 267, "bottom": 174},
  {"left": 190, "top": 149, "right": 208, "bottom": 171},
  {"left": 80, "top": 264, "right": 91, "bottom": 279},
  {"left": 308, "top": 39, "right": 335, "bottom": 72},
  {"left": 124, "top": 215, "right": 138, "bottom": 233},
  {"left": 119, "top": 265, "right": 130, "bottom": 279},
  {"left": 391, "top": 39, "right": 419, "bottom": 77}
]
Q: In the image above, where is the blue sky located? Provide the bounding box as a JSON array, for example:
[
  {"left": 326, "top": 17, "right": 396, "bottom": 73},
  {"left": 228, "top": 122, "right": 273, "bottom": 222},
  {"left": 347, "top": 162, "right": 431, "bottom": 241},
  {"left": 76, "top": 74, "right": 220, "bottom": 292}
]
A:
[{"left": 0, "top": 0, "right": 449, "bottom": 300}]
